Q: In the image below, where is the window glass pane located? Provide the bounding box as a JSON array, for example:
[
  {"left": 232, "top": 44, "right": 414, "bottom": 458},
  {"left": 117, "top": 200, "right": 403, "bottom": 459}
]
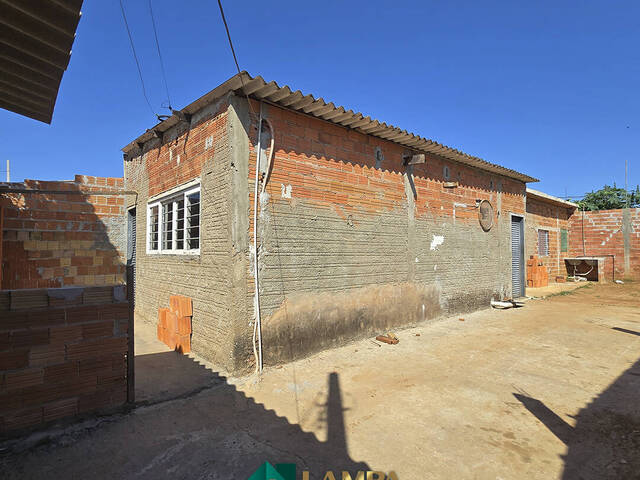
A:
[
  {"left": 186, "top": 191, "right": 200, "bottom": 249},
  {"left": 560, "top": 228, "right": 568, "bottom": 252},
  {"left": 538, "top": 230, "right": 549, "bottom": 256},
  {"left": 149, "top": 205, "right": 159, "bottom": 250},
  {"left": 162, "top": 202, "right": 173, "bottom": 250},
  {"left": 176, "top": 199, "right": 185, "bottom": 250}
]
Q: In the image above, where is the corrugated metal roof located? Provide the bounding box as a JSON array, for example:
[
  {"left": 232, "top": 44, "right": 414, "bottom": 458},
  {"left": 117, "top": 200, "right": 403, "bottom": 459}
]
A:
[
  {"left": 0, "top": 0, "right": 83, "bottom": 123},
  {"left": 123, "top": 72, "right": 538, "bottom": 183},
  {"left": 527, "top": 188, "right": 578, "bottom": 208}
]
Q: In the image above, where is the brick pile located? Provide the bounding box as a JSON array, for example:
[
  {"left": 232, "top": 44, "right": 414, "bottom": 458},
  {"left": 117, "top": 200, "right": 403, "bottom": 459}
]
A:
[
  {"left": 157, "top": 295, "right": 192, "bottom": 354},
  {"left": 527, "top": 255, "right": 549, "bottom": 288},
  {"left": 0, "top": 285, "right": 130, "bottom": 435}
]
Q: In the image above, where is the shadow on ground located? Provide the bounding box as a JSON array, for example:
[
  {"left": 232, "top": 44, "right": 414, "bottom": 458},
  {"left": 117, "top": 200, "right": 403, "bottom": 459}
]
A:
[
  {"left": 0, "top": 351, "right": 374, "bottom": 479},
  {"left": 514, "top": 356, "right": 640, "bottom": 479}
]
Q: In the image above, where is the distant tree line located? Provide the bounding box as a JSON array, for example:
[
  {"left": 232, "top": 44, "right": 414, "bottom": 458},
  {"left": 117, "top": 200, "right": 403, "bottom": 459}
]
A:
[{"left": 571, "top": 184, "right": 640, "bottom": 211}]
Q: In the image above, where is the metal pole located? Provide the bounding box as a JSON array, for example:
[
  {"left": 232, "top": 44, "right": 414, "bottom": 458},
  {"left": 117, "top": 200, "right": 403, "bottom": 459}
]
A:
[{"left": 5, "top": 159, "right": 9, "bottom": 182}]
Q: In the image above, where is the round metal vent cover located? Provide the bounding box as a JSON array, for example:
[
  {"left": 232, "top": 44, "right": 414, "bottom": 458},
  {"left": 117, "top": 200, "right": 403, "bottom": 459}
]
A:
[{"left": 479, "top": 200, "right": 494, "bottom": 231}]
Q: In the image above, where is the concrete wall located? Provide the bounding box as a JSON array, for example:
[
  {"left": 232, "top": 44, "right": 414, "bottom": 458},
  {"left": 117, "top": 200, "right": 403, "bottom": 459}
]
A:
[
  {"left": 244, "top": 98, "right": 527, "bottom": 366},
  {"left": 124, "top": 95, "right": 252, "bottom": 371},
  {"left": 0, "top": 176, "right": 126, "bottom": 289},
  {"left": 525, "top": 196, "right": 574, "bottom": 278},
  {"left": 568, "top": 208, "right": 640, "bottom": 280}
]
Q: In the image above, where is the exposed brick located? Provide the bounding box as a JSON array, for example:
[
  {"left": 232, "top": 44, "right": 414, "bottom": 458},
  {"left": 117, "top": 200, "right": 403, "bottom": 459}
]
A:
[
  {"left": 66, "top": 337, "right": 127, "bottom": 361},
  {"left": 0, "top": 349, "right": 30, "bottom": 370},
  {"left": 1, "top": 406, "right": 43, "bottom": 431},
  {"left": 29, "top": 344, "right": 65, "bottom": 367},
  {"left": 81, "top": 321, "right": 114, "bottom": 339},
  {"left": 4, "top": 367, "right": 44, "bottom": 390},
  {"left": 43, "top": 398, "right": 78, "bottom": 422},
  {"left": 10, "top": 328, "right": 49, "bottom": 348}
]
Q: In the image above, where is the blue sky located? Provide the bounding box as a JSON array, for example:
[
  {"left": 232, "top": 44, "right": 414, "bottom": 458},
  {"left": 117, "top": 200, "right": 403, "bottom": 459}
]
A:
[{"left": 1, "top": 0, "right": 638, "bottom": 198}]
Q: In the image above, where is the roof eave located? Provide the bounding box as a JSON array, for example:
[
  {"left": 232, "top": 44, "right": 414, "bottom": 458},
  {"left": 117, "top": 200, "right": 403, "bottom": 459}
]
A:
[{"left": 122, "top": 72, "right": 538, "bottom": 184}]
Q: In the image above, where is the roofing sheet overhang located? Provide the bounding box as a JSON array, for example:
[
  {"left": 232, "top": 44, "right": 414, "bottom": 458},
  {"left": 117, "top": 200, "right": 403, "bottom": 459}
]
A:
[
  {"left": 526, "top": 188, "right": 578, "bottom": 209},
  {"left": 0, "top": 0, "right": 83, "bottom": 124},
  {"left": 123, "top": 72, "right": 539, "bottom": 184}
]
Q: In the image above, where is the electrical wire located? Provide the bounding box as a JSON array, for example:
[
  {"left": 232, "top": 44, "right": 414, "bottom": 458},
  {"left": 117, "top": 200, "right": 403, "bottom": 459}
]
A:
[
  {"left": 148, "top": 0, "right": 172, "bottom": 111},
  {"left": 215, "top": 0, "right": 256, "bottom": 121},
  {"left": 119, "top": 0, "right": 157, "bottom": 118},
  {"left": 216, "top": 0, "right": 241, "bottom": 74}
]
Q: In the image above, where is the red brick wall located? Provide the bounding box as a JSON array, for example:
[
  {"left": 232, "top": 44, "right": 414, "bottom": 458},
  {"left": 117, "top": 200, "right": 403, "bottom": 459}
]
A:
[
  {"left": 142, "top": 101, "right": 229, "bottom": 198},
  {"left": 525, "top": 196, "right": 574, "bottom": 278},
  {"left": 0, "top": 175, "right": 126, "bottom": 289},
  {"left": 568, "top": 208, "right": 640, "bottom": 280},
  {"left": 0, "top": 286, "right": 130, "bottom": 435},
  {"left": 248, "top": 100, "right": 524, "bottom": 231}
]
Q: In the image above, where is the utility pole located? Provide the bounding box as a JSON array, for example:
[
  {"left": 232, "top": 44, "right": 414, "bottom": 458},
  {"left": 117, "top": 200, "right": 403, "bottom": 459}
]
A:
[
  {"left": 625, "top": 158, "right": 629, "bottom": 208},
  {"left": 5, "top": 159, "right": 9, "bottom": 182}
]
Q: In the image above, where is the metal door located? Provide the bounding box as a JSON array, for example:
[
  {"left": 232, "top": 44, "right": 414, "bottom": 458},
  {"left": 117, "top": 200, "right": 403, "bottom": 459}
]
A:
[{"left": 511, "top": 216, "right": 524, "bottom": 298}]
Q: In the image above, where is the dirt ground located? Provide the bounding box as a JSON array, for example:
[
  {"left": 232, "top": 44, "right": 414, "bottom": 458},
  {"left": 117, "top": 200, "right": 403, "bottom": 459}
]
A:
[{"left": 1, "top": 282, "right": 639, "bottom": 479}]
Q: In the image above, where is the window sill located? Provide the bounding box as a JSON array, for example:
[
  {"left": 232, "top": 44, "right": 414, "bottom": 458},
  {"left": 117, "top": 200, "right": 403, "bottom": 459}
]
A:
[{"left": 147, "top": 249, "right": 200, "bottom": 256}]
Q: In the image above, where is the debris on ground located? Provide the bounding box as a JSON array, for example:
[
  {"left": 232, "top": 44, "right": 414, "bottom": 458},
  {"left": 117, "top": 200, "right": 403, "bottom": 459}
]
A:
[
  {"left": 376, "top": 335, "right": 399, "bottom": 345},
  {"left": 459, "top": 318, "right": 465, "bottom": 322},
  {"left": 415, "top": 333, "right": 421, "bottom": 336},
  {"left": 615, "top": 280, "right": 624, "bottom": 284},
  {"left": 386, "top": 332, "right": 399, "bottom": 341},
  {"left": 491, "top": 299, "right": 516, "bottom": 309},
  {"left": 370, "top": 340, "right": 382, "bottom": 347}
]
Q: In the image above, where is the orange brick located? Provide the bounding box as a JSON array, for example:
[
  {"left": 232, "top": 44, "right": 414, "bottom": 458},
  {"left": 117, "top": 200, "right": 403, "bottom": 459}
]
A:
[
  {"left": 177, "top": 316, "right": 191, "bottom": 335},
  {"left": 176, "top": 335, "right": 191, "bottom": 354},
  {"left": 166, "top": 311, "right": 178, "bottom": 333}
]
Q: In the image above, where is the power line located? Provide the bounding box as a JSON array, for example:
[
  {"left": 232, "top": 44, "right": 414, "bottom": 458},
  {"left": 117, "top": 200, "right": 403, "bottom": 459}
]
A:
[
  {"left": 215, "top": 0, "right": 256, "bottom": 121},
  {"left": 119, "top": 0, "right": 157, "bottom": 118},
  {"left": 216, "top": 0, "right": 241, "bottom": 75},
  {"left": 148, "top": 0, "right": 172, "bottom": 111}
]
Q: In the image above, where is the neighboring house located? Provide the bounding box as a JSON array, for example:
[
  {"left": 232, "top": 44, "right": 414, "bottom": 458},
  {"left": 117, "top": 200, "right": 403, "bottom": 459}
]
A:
[
  {"left": 525, "top": 188, "right": 577, "bottom": 278},
  {"left": 122, "top": 72, "right": 538, "bottom": 372}
]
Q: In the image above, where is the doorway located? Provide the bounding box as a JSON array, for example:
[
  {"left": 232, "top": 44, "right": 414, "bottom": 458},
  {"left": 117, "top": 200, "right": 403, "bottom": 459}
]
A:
[{"left": 511, "top": 215, "right": 525, "bottom": 298}]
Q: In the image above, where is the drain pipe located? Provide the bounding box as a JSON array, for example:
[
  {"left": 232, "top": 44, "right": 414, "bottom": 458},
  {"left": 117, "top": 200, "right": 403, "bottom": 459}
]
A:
[{"left": 252, "top": 102, "right": 264, "bottom": 373}]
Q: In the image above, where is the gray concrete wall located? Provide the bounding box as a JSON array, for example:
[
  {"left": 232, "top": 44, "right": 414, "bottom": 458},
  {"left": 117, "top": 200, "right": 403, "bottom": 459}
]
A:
[
  {"left": 124, "top": 98, "right": 242, "bottom": 371},
  {"left": 242, "top": 101, "right": 526, "bottom": 367}
]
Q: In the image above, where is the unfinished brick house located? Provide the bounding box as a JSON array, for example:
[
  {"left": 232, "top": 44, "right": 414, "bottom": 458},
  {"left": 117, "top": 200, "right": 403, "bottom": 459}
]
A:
[
  {"left": 525, "top": 188, "right": 577, "bottom": 282},
  {"left": 122, "top": 72, "right": 538, "bottom": 372}
]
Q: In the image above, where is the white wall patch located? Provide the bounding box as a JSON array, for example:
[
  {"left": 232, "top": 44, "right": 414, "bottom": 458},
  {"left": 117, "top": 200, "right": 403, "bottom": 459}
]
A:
[
  {"left": 430, "top": 235, "right": 444, "bottom": 251},
  {"left": 281, "top": 184, "right": 292, "bottom": 199}
]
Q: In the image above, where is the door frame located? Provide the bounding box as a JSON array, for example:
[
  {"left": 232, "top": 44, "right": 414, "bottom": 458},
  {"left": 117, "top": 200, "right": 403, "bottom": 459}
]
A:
[{"left": 510, "top": 213, "right": 525, "bottom": 298}]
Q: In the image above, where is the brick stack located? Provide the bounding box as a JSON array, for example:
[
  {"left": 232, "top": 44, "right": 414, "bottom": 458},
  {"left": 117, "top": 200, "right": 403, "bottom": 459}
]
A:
[
  {"left": 157, "top": 295, "right": 192, "bottom": 353},
  {"left": 527, "top": 255, "right": 549, "bottom": 288}
]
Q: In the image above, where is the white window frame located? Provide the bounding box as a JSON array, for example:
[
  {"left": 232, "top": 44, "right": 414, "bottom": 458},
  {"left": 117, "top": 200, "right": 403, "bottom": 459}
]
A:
[{"left": 147, "top": 183, "right": 201, "bottom": 255}]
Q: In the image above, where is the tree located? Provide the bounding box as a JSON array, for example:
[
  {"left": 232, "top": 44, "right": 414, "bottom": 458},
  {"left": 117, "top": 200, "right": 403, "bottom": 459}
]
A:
[{"left": 574, "top": 184, "right": 640, "bottom": 211}]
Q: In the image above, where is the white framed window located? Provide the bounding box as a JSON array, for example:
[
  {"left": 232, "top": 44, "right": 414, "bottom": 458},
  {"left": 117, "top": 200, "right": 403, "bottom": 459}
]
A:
[{"left": 147, "top": 183, "right": 200, "bottom": 255}]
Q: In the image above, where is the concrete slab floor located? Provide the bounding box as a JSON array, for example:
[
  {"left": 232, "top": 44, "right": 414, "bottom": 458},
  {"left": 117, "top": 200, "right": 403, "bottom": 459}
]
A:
[
  {"left": 134, "top": 319, "right": 223, "bottom": 404},
  {"left": 1, "top": 282, "right": 639, "bottom": 479},
  {"left": 526, "top": 281, "right": 590, "bottom": 298}
]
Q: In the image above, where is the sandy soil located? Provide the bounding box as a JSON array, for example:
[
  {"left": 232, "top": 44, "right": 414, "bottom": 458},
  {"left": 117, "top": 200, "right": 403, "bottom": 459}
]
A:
[{"left": 1, "top": 282, "right": 638, "bottom": 479}]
